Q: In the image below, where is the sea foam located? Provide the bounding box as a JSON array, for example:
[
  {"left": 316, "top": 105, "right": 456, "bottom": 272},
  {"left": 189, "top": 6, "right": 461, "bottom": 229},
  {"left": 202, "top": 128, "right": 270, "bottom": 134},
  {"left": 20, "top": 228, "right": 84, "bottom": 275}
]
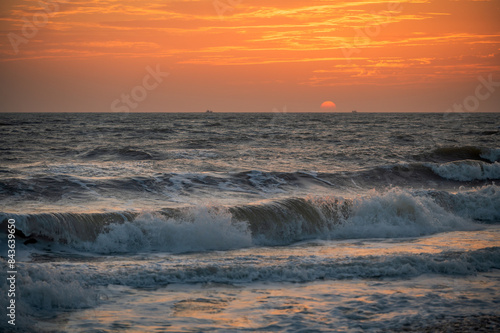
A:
[
  {"left": 428, "top": 160, "right": 500, "bottom": 181},
  {"left": 84, "top": 208, "right": 252, "bottom": 253},
  {"left": 4, "top": 186, "right": 498, "bottom": 253}
]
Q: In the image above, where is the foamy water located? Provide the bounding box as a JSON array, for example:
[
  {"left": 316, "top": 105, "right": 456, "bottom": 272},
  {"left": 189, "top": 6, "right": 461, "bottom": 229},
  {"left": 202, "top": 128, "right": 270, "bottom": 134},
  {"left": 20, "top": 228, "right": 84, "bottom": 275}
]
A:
[{"left": 1, "top": 112, "right": 499, "bottom": 332}]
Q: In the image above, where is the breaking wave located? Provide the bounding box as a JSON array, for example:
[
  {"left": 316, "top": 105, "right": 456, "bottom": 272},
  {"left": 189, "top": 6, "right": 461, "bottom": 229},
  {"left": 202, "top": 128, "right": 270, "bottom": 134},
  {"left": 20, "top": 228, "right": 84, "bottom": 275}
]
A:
[
  {"left": 428, "top": 160, "right": 500, "bottom": 181},
  {"left": 3, "top": 185, "right": 498, "bottom": 254}
]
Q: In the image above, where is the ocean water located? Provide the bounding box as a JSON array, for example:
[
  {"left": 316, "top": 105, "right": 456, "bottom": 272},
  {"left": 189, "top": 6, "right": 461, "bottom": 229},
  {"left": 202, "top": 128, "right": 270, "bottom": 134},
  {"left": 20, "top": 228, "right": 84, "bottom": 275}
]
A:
[{"left": 0, "top": 112, "right": 499, "bottom": 332}]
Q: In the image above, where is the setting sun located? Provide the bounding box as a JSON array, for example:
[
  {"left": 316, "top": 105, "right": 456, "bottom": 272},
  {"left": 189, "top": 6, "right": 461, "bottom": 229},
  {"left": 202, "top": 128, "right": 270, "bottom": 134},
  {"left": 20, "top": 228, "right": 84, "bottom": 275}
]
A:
[{"left": 320, "top": 101, "right": 336, "bottom": 111}]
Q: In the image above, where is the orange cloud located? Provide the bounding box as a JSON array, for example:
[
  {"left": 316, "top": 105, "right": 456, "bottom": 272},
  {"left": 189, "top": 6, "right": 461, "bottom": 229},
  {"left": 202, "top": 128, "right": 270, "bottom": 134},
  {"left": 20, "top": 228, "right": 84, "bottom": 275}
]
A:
[{"left": 0, "top": 0, "right": 499, "bottom": 112}]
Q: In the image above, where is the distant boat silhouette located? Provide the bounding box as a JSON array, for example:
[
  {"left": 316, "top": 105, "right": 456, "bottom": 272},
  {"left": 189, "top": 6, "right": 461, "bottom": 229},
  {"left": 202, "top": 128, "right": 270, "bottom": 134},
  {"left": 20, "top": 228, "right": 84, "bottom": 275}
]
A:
[
  {"left": 206, "top": 110, "right": 214, "bottom": 113},
  {"left": 352, "top": 110, "right": 358, "bottom": 114}
]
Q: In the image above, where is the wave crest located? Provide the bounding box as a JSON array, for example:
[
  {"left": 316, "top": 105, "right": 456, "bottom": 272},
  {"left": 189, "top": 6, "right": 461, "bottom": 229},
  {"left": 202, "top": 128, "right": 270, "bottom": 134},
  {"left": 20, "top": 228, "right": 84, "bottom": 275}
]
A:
[
  {"left": 4, "top": 186, "right": 498, "bottom": 253},
  {"left": 86, "top": 209, "right": 251, "bottom": 253},
  {"left": 428, "top": 160, "right": 500, "bottom": 181}
]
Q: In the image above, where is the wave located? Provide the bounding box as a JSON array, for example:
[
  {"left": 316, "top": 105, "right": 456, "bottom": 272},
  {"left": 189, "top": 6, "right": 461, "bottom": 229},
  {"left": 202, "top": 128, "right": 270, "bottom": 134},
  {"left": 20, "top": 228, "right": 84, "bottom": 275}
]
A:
[
  {"left": 0, "top": 171, "right": 291, "bottom": 200},
  {"left": 3, "top": 185, "right": 498, "bottom": 253},
  {"left": 1, "top": 211, "right": 137, "bottom": 243},
  {"left": 429, "top": 185, "right": 500, "bottom": 222},
  {"left": 2, "top": 160, "right": 499, "bottom": 202},
  {"left": 85, "top": 209, "right": 252, "bottom": 253},
  {"left": 481, "top": 148, "right": 500, "bottom": 163},
  {"left": 1, "top": 246, "right": 498, "bottom": 326},
  {"left": 416, "top": 146, "right": 499, "bottom": 163},
  {"left": 428, "top": 160, "right": 500, "bottom": 181}
]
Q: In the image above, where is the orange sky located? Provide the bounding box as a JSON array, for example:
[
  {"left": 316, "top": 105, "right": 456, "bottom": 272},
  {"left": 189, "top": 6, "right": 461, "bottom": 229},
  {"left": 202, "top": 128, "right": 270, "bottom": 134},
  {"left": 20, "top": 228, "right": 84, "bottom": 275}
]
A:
[{"left": 0, "top": 0, "right": 499, "bottom": 112}]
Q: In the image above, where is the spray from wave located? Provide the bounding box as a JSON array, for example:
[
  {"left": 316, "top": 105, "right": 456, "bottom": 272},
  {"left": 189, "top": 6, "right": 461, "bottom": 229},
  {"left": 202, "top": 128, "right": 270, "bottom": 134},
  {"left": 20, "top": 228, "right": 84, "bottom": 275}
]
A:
[
  {"left": 3, "top": 185, "right": 498, "bottom": 254},
  {"left": 428, "top": 161, "right": 500, "bottom": 181},
  {"left": 85, "top": 208, "right": 252, "bottom": 253}
]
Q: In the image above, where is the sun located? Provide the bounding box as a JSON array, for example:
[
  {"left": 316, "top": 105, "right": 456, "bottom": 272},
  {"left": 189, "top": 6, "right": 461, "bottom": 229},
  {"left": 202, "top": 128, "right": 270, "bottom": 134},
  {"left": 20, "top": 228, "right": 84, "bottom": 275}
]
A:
[{"left": 320, "top": 101, "right": 336, "bottom": 111}]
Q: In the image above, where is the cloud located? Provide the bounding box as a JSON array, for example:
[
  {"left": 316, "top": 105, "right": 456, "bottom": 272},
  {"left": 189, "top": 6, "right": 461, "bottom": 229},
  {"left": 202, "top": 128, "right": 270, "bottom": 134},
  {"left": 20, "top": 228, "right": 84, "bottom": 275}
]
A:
[{"left": 0, "top": 0, "right": 498, "bottom": 90}]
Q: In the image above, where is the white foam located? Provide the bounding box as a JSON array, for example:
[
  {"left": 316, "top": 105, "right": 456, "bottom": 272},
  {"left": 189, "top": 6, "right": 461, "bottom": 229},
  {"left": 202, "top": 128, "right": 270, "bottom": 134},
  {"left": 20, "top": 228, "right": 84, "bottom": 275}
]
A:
[
  {"left": 4, "top": 246, "right": 499, "bottom": 292},
  {"left": 481, "top": 148, "right": 500, "bottom": 162},
  {"left": 0, "top": 259, "right": 98, "bottom": 331},
  {"left": 247, "top": 170, "right": 287, "bottom": 194},
  {"left": 428, "top": 161, "right": 500, "bottom": 181},
  {"left": 329, "top": 189, "right": 478, "bottom": 239},
  {"left": 6, "top": 186, "right": 497, "bottom": 255},
  {"left": 447, "top": 184, "right": 500, "bottom": 222},
  {"left": 83, "top": 208, "right": 252, "bottom": 253},
  {"left": 3, "top": 247, "right": 499, "bottom": 332},
  {"left": 10, "top": 187, "right": 493, "bottom": 253}
]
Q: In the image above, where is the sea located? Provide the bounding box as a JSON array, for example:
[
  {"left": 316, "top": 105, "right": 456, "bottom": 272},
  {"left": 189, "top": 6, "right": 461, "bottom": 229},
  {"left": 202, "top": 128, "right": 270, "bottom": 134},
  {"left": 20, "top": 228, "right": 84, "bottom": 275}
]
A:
[{"left": 0, "top": 112, "right": 499, "bottom": 332}]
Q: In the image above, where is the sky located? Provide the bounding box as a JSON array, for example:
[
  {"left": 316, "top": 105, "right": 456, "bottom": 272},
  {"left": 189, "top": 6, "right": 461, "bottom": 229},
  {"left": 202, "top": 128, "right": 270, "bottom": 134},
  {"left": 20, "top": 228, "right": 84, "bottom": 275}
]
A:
[{"left": 0, "top": 0, "right": 499, "bottom": 112}]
